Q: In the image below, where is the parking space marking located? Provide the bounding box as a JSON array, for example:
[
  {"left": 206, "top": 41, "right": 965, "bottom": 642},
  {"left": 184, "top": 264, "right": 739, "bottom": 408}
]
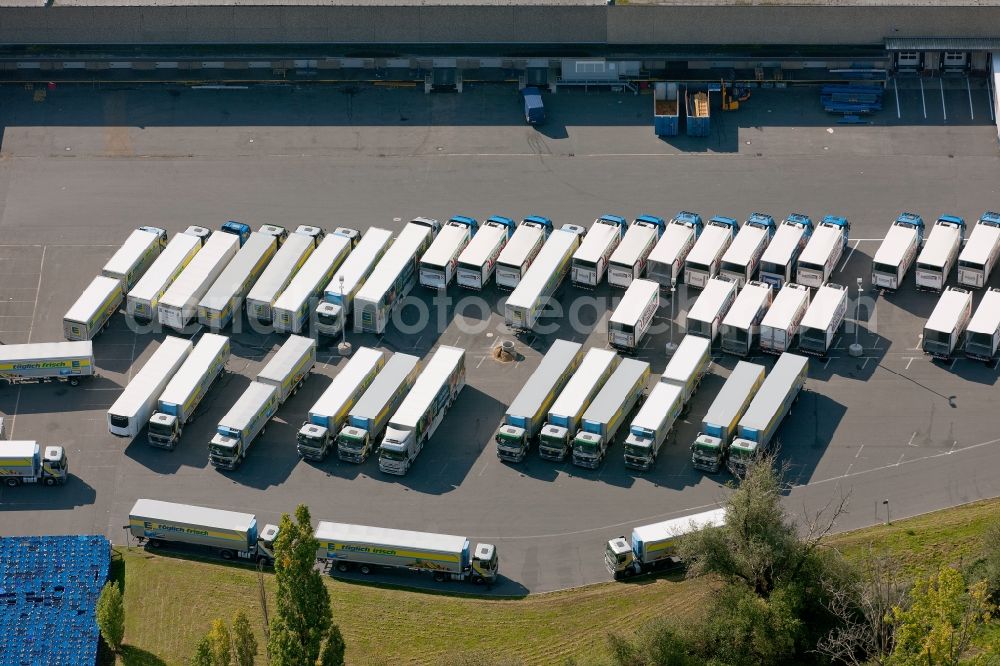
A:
[
  {"left": 476, "top": 355, "right": 487, "bottom": 369},
  {"left": 950, "top": 358, "right": 958, "bottom": 371},
  {"left": 919, "top": 78, "right": 927, "bottom": 119},
  {"left": 838, "top": 239, "right": 860, "bottom": 272},
  {"left": 967, "top": 78, "right": 975, "bottom": 120},
  {"left": 904, "top": 357, "right": 916, "bottom": 370},
  {"left": 907, "top": 432, "right": 918, "bottom": 447},
  {"left": 855, "top": 443, "right": 865, "bottom": 459},
  {"left": 939, "top": 78, "right": 947, "bottom": 121},
  {"left": 893, "top": 78, "right": 901, "bottom": 119}
]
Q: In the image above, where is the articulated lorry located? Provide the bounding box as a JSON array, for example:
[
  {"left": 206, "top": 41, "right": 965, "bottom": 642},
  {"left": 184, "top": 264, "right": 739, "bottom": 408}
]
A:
[
  {"left": 456, "top": 216, "right": 516, "bottom": 290},
  {"left": 606, "top": 508, "right": 726, "bottom": 579},
  {"left": 198, "top": 227, "right": 284, "bottom": 329},
  {"left": 720, "top": 213, "right": 775, "bottom": 286},
  {"left": 0, "top": 341, "right": 95, "bottom": 386},
  {"left": 102, "top": 226, "right": 168, "bottom": 291},
  {"left": 759, "top": 283, "right": 811, "bottom": 354},
  {"left": 316, "top": 227, "right": 393, "bottom": 340},
  {"left": 759, "top": 214, "right": 814, "bottom": 289},
  {"left": 798, "top": 282, "right": 848, "bottom": 357},
  {"left": 647, "top": 212, "right": 703, "bottom": 287},
  {"left": 107, "top": 337, "right": 193, "bottom": 439},
  {"left": 690, "top": 361, "right": 765, "bottom": 473},
  {"left": 686, "top": 275, "right": 739, "bottom": 342},
  {"left": 728, "top": 352, "right": 809, "bottom": 476},
  {"left": 538, "top": 348, "right": 619, "bottom": 461},
  {"left": 965, "top": 288, "right": 1000, "bottom": 361},
  {"left": 272, "top": 228, "right": 358, "bottom": 334},
  {"left": 147, "top": 333, "right": 230, "bottom": 450},
  {"left": 684, "top": 216, "right": 739, "bottom": 288},
  {"left": 337, "top": 352, "right": 420, "bottom": 463},
  {"left": 922, "top": 287, "right": 973, "bottom": 360},
  {"left": 608, "top": 279, "right": 659, "bottom": 354},
  {"left": 661, "top": 334, "right": 712, "bottom": 416},
  {"left": 572, "top": 358, "right": 650, "bottom": 469},
  {"left": 158, "top": 231, "right": 240, "bottom": 330},
  {"left": 246, "top": 225, "right": 325, "bottom": 324},
  {"left": 720, "top": 280, "right": 773, "bottom": 356},
  {"left": 296, "top": 347, "right": 385, "bottom": 461},
  {"left": 623, "top": 380, "right": 683, "bottom": 471},
  {"left": 63, "top": 276, "right": 122, "bottom": 341},
  {"left": 0, "top": 441, "right": 69, "bottom": 487},
  {"left": 495, "top": 216, "right": 553, "bottom": 290},
  {"left": 379, "top": 346, "right": 466, "bottom": 475},
  {"left": 916, "top": 215, "right": 966, "bottom": 292},
  {"left": 872, "top": 213, "right": 925, "bottom": 291},
  {"left": 504, "top": 224, "right": 584, "bottom": 332},
  {"left": 495, "top": 339, "right": 584, "bottom": 463},
  {"left": 571, "top": 214, "right": 628, "bottom": 288},
  {"left": 957, "top": 212, "right": 1000, "bottom": 289},
  {"left": 608, "top": 215, "right": 666, "bottom": 288},
  {"left": 315, "top": 521, "right": 498, "bottom": 584},
  {"left": 129, "top": 498, "right": 278, "bottom": 564},
  {"left": 796, "top": 215, "right": 850, "bottom": 289},
  {"left": 419, "top": 216, "right": 478, "bottom": 289},
  {"left": 126, "top": 229, "right": 203, "bottom": 321}
]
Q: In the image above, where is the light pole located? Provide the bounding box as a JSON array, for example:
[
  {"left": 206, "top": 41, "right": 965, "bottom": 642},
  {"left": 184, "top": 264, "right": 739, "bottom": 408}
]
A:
[
  {"left": 337, "top": 275, "right": 352, "bottom": 357},
  {"left": 882, "top": 499, "right": 890, "bottom": 525},
  {"left": 849, "top": 276, "right": 864, "bottom": 357},
  {"left": 665, "top": 278, "right": 678, "bottom": 356}
]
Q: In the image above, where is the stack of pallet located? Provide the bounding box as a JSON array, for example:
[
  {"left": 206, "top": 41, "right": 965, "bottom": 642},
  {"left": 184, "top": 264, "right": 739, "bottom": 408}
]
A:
[
  {"left": 692, "top": 92, "right": 709, "bottom": 117},
  {"left": 821, "top": 85, "right": 884, "bottom": 115}
]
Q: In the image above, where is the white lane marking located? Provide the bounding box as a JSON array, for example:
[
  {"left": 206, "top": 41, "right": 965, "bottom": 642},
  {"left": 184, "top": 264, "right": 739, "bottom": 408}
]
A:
[
  {"left": 893, "top": 77, "right": 901, "bottom": 119},
  {"left": 950, "top": 358, "right": 958, "bottom": 371},
  {"left": 838, "top": 239, "right": 860, "bottom": 272},
  {"left": 855, "top": 443, "right": 865, "bottom": 459},
  {"left": 908, "top": 334, "right": 923, "bottom": 351},
  {"left": 940, "top": 78, "right": 947, "bottom": 121},
  {"left": 907, "top": 432, "right": 917, "bottom": 447},
  {"left": 860, "top": 357, "right": 871, "bottom": 370},
  {"left": 845, "top": 463, "right": 854, "bottom": 475},
  {"left": 967, "top": 77, "right": 975, "bottom": 120},
  {"left": 894, "top": 453, "right": 905, "bottom": 466},
  {"left": 905, "top": 357, "right": 916, "bottom": 370},
  {"left": 25, "top": 246, "right": 45, "bottom": 344},
  {"left": 477, "top": 460, "right": 490, "bottom": 477},
  {"left": 476, "top": 355, "right": 487, "bottom": 369},
  {"left": 823, "top": 358, "right": 832, "bottom": 369},
  {"left": 919, "top": 77, "right": 927, "bottom": 119}
]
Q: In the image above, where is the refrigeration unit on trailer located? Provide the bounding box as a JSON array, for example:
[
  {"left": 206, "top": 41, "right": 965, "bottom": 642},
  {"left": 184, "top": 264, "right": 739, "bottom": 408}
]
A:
[
  {"left": 495, "top": 339, "right": 584, "bottom": 463},
  {"left": 296, "top": 347, "right": 385, "bottom": 461},
  {"left": 608, "top": 215, "right": 666, "bottom": 288},
  {"left": 158, "top": 231, "right": 240, "bottom": 330},
  {"left": 608, "top": 279, "right": 659, "bottom": 354},
  {"left": 495, "top": 216, "right": 553, "bottom": 290},
  {"left": 572, "top": 359, "right": 650, "bottom": 469},
  {"left": 685, "top": 275, "right": 738, "bottom": 342},
  {"left": 378, "top": 346, "right": 466, "bottom": 475},
  {"left": 922, "top": 287, "right": 973, "bottom": 360},
  {"left": 126, "top": 230, "right": 203, "bottom": 321},
  {"left": 571, "top": 214, "right": 628, "bottom": 288},
  {"left": 957, "top": 212, "right": 1000, "bottom": 288},
  {"left": 964, "top": 288, "right": 1000, "bottom": 361},
  {"left": 337, "top": 352, "right": 420, "bottom": 464},
  {"left": 719, "top": 213, "right": 776, "bottom": 286},
  {"left": 0, "top": 440, "right": 69, "bottom": 487},
  {"left": 684, "top": 216, "right": 739, "bottom": 288},
  {"left": 798, "top": 282, "right": 848, "bottom": 357},
  {"left": 504, "top": 225, "right": 584, "bottom": 332},
  {"left": 354, "top": 218, "right": 440, "bottom": 334},
  {"left": 720, "top": 280, "right": 772, "bottom": 356},
  {"left": 537, "top": 348, "right": 619, "bottom": 461},
  {"left": 146, "top": 334, "right": 230, "bottom": 450},
  {"left": 647, "top": 212, "right": 703, "bottom": 287},
  {"left": 759, "top": 214, "right": 814, "bottom": 289},
  {"left": 198, "top": 230, "right": 280, "bottom": 330},
  {"left": 690, "top": 361, "right": 765, "bottom": 473},
  {"left": 456, "top": 216, "right": 516, "bottom": 290},
  {"left": 606, "top": 508, "right": 726, "bottom": 579},
  {"left": 915, "top": 215, "right": 966, "bottom": 292},
  {"left": 871, "top": 213, "right": 925, "bottom": 291},
  {"left": 623, "top": 380, "right": 683, "bottom": 470},
  {"left": 63, "top": 276, "right": 122, "bottom": 341},
  {"left": 107, "top": 337, "right": 192, "bottom": 439},
  {"left": 316, "top": 227, "right": 393, "bottom": 339},
  {"left": 660, "top": 334, "right": 712, "bottom": 415},
  {"left": 419, "top": 216, "right": 478, "bottom": 289},
  {"left": 208, "top": 382, "right": 278, "bottom": 470},
  {"left": 796, "top": 215, "right": 850, "bottom": 289},
  {"left": 272, "top": 229, "right": 357, "bottom": 334},
  {"left": 759, "top": 283, "right": 810, "bottom": 354},
  {"left": 246, "top": 225, "right": 325, "bottom": 324},
  {"left": 101, "top": 226, "right": 167, "bottom": 291},
  {"left": 0, "top": 341, "right": 95, "bottom": 386}
]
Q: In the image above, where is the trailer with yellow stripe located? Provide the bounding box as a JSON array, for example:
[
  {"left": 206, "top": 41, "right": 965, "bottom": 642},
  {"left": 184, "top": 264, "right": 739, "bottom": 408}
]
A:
[
  {"left": 0, "top": 441, "right": 69, "bottom": 487},
  {"left": 63, "top": 275, "right": 123, "bottom": 341},
  {"left": 605, "top": 508, "right": 726, "bottom": 580},
  {"left": 0, "top": 341, "right": 95, "bottom": 386}
]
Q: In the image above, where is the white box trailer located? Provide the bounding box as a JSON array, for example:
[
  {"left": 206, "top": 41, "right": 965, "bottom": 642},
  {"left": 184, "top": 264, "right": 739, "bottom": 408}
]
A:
[
  {"left": 796, "top": 215, "right": 850, "bottom": 289},
  {"left": 209, "top": 381, "right": 279, "bottom": 470},
  {"left": 0, "top": 341, "right": 95, "bottom": 386},
  {"left": 606, "top": 508, "right": 726, "bottom": 579},
  {"left": 272, "top": 230, "right": 356, "bottom": 334},
  {"left": 0, "top": 440, "right": 69, "bottom": 487},
  {"left": 720, "top": 213, "right": 775, "bottom": 287},
  {"left": 504, "top": 225, "right": 584, "bottom": 331},
  {"left": 957, "top": 212, "right": 1000, "bottom": 288},
  {"left": 107, "top": 337, "right": 193, "bottom": 438},
  {"left": 686, "top": 275, "right": 739, "bottom": 342},
  {"left": 257, "top": 335, "right": 317, "bottom": 404},
  {"left": 102, "top": 226, "right": 167, "bottom": 290},
  {"left": 246, "top": 226, "right": 325, "bottom": 324},
  {"left": 623, "top": 380, "right": 683, "bottom": 471},
  {"left": 684, "top": 216, "right": 739, "bottom": 288},
  {"left": 608, "top": 279, "right": 659, "bottom": 353},
  {"left": 573, "top": 358, "right": 650, "bottom": 468},
  {"left": 419, "top": 216, "right": 478, "bottom": 289},
  {"left": 661, "top": 333, "right": 711, "bottom": 412},
  {"left": 759, "top": 214, "right": 814, "bottom": 289},
  {"left": 456, "top": 216, "right": 516, "bottom": 290},
  {"left": 63, "top": 275, "right": 123, "bottom": 341},
  {"left": 922, "top": 287, "right": 973, "bottom": 360},
  {"left": 316, "top": 227, "right": 393, "bottom": 338},
  {"left": 759, "top": 283, "right": 811, "bottom": 354},
  {"left": 916, "top": 215, "right": 966, "bottom": 292},
  {"left": 647, "top": 212, "right": 703, "bottom": 287},
  {"left": 538, "top": 348, "right": 619, "bottom": 461},
  {"left": 690, "top": 361, "right": 766, "bottom": 473},
  {"left": 379, "top": 346, "right": 466, "bottom": 475},
  {"left": 495, "top": 216, "right": 553, "bottom": 290},
  {"left": 720, "top": 280, "right": 773, "bottom": 356},
  {"left": 964, "top": 288, "right": 1000, "bottom": 361},
  {"left": 571, "top": 215, "right": 628, "bottom": 288},
  {"left": 608, "top": 215, "right": 666, "bottom": 288},
  {"left": 158, "top": 231, "right": 240, "bottom": 330},
  {"left": 126, "top": 231, "right": 203, "bottom": 321},
  {"left": 872, "top": 213, "right": 925, "bottom": 291},
  {"left": 798, "top": 282, "right": 848, "bottom": 357},
  {"left": 198, "top": 231, "right": 279, "bottom": 330}
]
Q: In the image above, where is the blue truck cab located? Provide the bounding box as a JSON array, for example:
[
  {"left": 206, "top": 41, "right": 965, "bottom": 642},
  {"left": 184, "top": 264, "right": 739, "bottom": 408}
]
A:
[
  {"left": 485, "top": 215, "right": 517, "bottom": 240},
  {"left": 745, "top": 212, "right": 777, "bottom": 240},
  {"left": 937, "top": 214, "right": 967, "bottom": 243},
  {"left": 522, "top": 215, "right": 554, "bottom": 238},
  {"left": 708, "top": 215, "right": 740, "bottom": 239},
  {"left": 819, "top": 215, "right": 851, "bottom": 251},
  {"left": 635, "top": 214, "right": 667, "bottom": 239},
  {"left": 448, "top": 215, "right": 479, "bottom": 238},
  {"left": 221, "top": 221, "right": 252, "bottom": 246},
  {"left": 895, "top": 212, "right": 926, "bottom": 245},
  {"left": 673, "top": 211, "right": 705, "bottom": 239},
  {"left": 522, "top": 87, "right": 546, "bottom": 125}
]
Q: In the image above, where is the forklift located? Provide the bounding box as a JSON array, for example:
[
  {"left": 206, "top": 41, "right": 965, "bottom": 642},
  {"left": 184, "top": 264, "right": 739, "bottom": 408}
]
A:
[{"left": 721, "top": 81, "right": 751, "bottom": 111}]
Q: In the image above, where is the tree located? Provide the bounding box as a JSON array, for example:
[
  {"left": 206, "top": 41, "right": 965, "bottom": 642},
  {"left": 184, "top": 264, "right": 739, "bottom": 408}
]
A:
[
  {"left": 319, "top": 624, "right": 346, "bottom": 666},
  {"left": 606, "top": 618, "right": 699, "bottom": 666},
  {"left": 967, "top": 517, "right": 1000, "bottom": 605},
  {"left": 231, "top": 610, "right": 258, "bottom": 666},
  {"left": 191, "top": 636, "right": 215, "bottom": 666},
  {"left": 96, "top": 580, "right": 125, "bottom": 654},
  {"left": 208, "top": 618, "right": 233, "bottom": 666}
]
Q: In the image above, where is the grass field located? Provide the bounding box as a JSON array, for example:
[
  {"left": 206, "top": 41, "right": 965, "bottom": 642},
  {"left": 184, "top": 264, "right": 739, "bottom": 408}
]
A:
[{"left": 110, "top": 497, "right": 1000, "bottom": 666}]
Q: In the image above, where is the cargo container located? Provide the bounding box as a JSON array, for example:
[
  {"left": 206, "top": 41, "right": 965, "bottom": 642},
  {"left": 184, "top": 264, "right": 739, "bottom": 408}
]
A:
[
  {"left": 0, "top": 341, "right": 95, "bottom": 386},
  {"left": 495, "top": 216, "right": 553, "bottom": 290},
  {"left": 419, "top": 216, "right": 478, "bottom": 289},
  {"left": 504, "top": 225, "right": 584, "bottom": 332},
  {"left": 571, "top": 215, "right": 628, "bottom": 288},
  {"left": 759, "top": 214, "right": 814, "bottom": 289},
  {"left": 494, "top": 339, "right": 584, "bottom": 462},
  {"left": 647, "top": 212, "right": 704, "bottom": 287},
  {"left": 197, "top": 230, "right": 280, "bottom": 330},
  {"left": 272, "top": 229, "right": 357, "bottom": 334},
  {"left": 101, "top": 226, "right": 167, "bottom": 290},
  {"left": 922, "top": 287, "right": 973, "bottom": 360},
  {"left": 759, "top": 283, "right": 811, "bottom": 354},
  {"left": 964, "top": 288, "right": 1000, "bottom": 361},
  {"left": 63, "top": 276, "right": 122, "bottom": 341},
  {"left": 573, "top": 359, "right": 649, "bottom": 469},
  {"left": 684, "top": 216, "right": 739, "bottom": 288},
  {"left": 606, "top": 508, "right": 726, "bottom": 579},
  {"left": 720, "top": 280, "right": 773, "bottom": 356},
  {"left": 915, "top": 215, "right": 966, "bottom": 292},
  {"left": 456, "top": 216, "right": 516, "bottom": 290},
  {"left": 660, "top": 334, "right": 711, "bottom": 413},
  {"left": 685, "top": 88, "right": 710, "bottom": 137},
  {"left": 690, "top": 361, "right": 765, "bottom": 473},
  {"left": 126, "top": 231, "right": 203, "bottom": 321},
  {"left": 653, "top": 82, "right": 680, "bottom": 137},
  {"left": 798, "top": 283, "right": 848, "bottom": 357},
  {"left": 316, "top": 227, "right": 393, "bottom": 339},
  {"left": 246, "top": 225, "right": 325, "bottom": 324},
  {"left": 158, "top": 231, "right": 240, "bottom": 330},
  {"left": 608, "top": 279, "right": 659, "bottom": 353},
  {"left": 871, "top": 213, "right": 925, "bottom": 291},
  {"left": 522, "top": 86, "right": 545, "bottom": 124},
  {"left": 538, "top": 348, "right": 619, "bottom": 461},
  {"left": 796, "top": 215, "right": 850, "bottom": 289},
  {"left": 107, "top": 337, "right": 193, "bottom": 438},
  {"left": 0, "top": 441, "right": 69, "bottom": 487},
  {"left": 337, "top": 353, "right": 420, "bottom": 463},
  {"left": 623, "top": 380, "right": 683, "bottom": 470},
  {"left": 686, "top": 275, "right": 739, "bottom": 342},
  {"left": 608, "top": 215, "right": 666, "bottom": 288},
  {"left": 208, "top": 382, "right": 278, "bottom": 470},
  {"left": 720, "top": 213, "right": 776, "bottom": 286},
  {"left": 957, "top": 212, "right": 1000, "bottom": 288}
]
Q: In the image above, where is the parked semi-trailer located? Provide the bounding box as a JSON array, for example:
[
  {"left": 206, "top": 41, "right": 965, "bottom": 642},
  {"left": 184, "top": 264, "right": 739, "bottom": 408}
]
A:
[
  {"left": 504, "top": 225, "right": 585, "bottom": 332},
  {"left": 538, "top": 348, "right": 619, "bottom": 461},
  {"left": 314, "top": 521, "right": 498, "bottom": 584},
  {"left": 759, "top": 214, "right": 814, "bottom": 289},
  {"left": 872, "top": 213, "right": 925, "bottom": 291},
  {"left": 661, "top": 334, "right": 712, "bottom": 415},
  {"left": 337, "top": 352, "right": 420, "bottom": 463},
  {"left": 759, "top": 283, "right": 811, "bottom": 354},
  {"left": 796, "top": 215, "right": 850, "bottom": 289},
  {"left": 101, "top": 226, "right": 167, "bottom": 290},
  {"left": 720, "top": 280, "right": 773, "bottom": 356},
  {"left": 63, "top": 276, "right": 122, "bottom": 341},
  {"left": 572, "top": 358, "right": 650, "bottom": 469},
  {"left": 246, "top": 225, "right": 325, "bottom": 324},
  {"left": 623, "top": 380, "right": 683, "bottom": 470},
  {"left": 957, "top": 212, "right": 1000, "bottom": 288},
  {"left": 354, "top": 218, "right": 440, "bottom": 334},
  {"left": 571, "top": 214, "right": 628, "bottom": 288},
  {"left": 419, "top": 216, "right": 478, "bottom": 289},
  {"left": 147, "top": 333, "right": 230, "bottom": 450},
  {"left": 684, "top": 216, "right": 739, "bottom": 288},
  {"left": 456, "top": 216, "right": 516, "bottom": 290},
  {"left": 922, "top": 287, "right": 973, "bottom": 360},
  {"left": 107, "top": 337, "right": 193, "bottom": 438},
  {"left": 158, "top": 231, "right": 240, "bottom": 330},
  {"left": 720, "top": 213, "right": 775, "bottom": 286},
  {"left": 126, "top": 229, "right": 203, "bottom": 321},
  {"left": 798, "top": 282, "right": 848, "bottom": 357},
  {"left": 128, "top": 499, "right": 278, "bottom": 564},
  {"left": 316, "top": 227, "right": 393, "bottom": 340},
  {"left": 647, "top": 212, "right": 703, "bottom": 287},
  {"left": 0, "top": 441, "right": 69, "bottom": 487},
  {"left": 379, "top": 346, "right": 466, "bottom": 475},
  {"left": 964, "top": 288, "right": 1000, "bottom": 361},
  {"left": 606, "top": 508, "right": 726, "bottom": 579},
  {"left": 296, "top": 347, "right": 385, "bottom": 461},
  {"left": 915, "top": 215, "right": 966, "bottom": 292},
  {"left": 690, "top": 361, "right": 765, "bottom": 473},
  {"left": 686, "top": 275, "right": 739, "bottom": 342},
  {"left": 272, "top": 229, "right": 357, "bottom": 334},
  {"left": 495, "top": 216, "right": 553, "bottom": 290},
  {"left": 495, "top": 339, "right": 584, "bottom": 463},
  {"left": 0, "top": 341, "right": 95, "bottom": 386},
  {"left": 198, "top": 228, "right": 284, "bottom": 330},
  {"left": 608, "top": 215, "right": 666, "bottom": 288},
  {"left": 608, "top": 279, "right": 659, "bottom": 354}
]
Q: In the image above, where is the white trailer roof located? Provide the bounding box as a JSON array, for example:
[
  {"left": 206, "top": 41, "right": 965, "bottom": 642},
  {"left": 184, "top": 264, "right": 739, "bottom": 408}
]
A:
[
  {"left": 64, "top": 276, "right": 120, "bottom": 323},
  {"left": 356, "top": 223, "right": 434, "bottom": 304},
  {"left": 308, "top": 347, "right": 384, "bottom": 418},
  {"left": 159, "top": 232, "right": 239, "bottom": 309},
  {"left": 968, "top": 288, "right": 1000, "bottom": 335},
  {"left": 739, "top": 353, "right": 807, "bottom": 432},
  {"left": 873, "top": 222, "right": 919, "bottom": 267},
  {"left": 507, "top": 339, "right": 582, "bottom": 419},
  {"left": 917, "top": 221, "right": 962, "bottom": 268},
  {"left": 549, "top": 348, "right": 617, "bottom": 418},
  {"left": 497, "top": 223, "right": 544, "bottom": 267},
  {"left": 761, "top": 222, "right": 806, "bottom": 265},
  {"left": 421, "top": 224, "right": 469, "bottom": 268},
  {"left": 0, "top": 341, "right": 93, "bottom": 363},
  {"left": 958, "top": 220, "right": 1000, "bottom": 266},
  {"left": 688, "top": 277, "right": 737, "bottom": 323},
  {"left": 258, "top": 335, "right": 315, "bottom": 384},
  {"left": 798, "top": 224, "right": 842, "bottom": 266},
  {"left": 109, "top": 337, "right": 192, "bottom": 418},
  {"left": 686, "top": 224, "right": 732, "bottom": 266},
  {"left": 631, "top": 381, "right": 683, "bottom": 433},
  {"left": 273, "top": 233, "right": 352, "bottom": 313},
  {"left": 702, "top": 361, "right": 765, "bottom": 429},
  {"left": 200, "top": 232, "right": 276, "bottom": 311},
  {"left": 800, "top": 283, "right": 847, "bottom": 330},
  {"left": 610, "top": 279, "right": 659, "bottom": 327},
  {"left": 389, "top": 346, "right": 465, "bottom": 429},
  {"left": 722, "top": 281, "right": 771, "bottom": 329},
  {"left": 648, "top": 223, "right": 695, "bottom": 266},
  {"left": 130, "top": 498, "right": 255, "bottom": 533},
  {"left": 324, "top": 227, "right": 393, "bottom": 297},
  {"left": 220, "top": 381, "right": 277, "bottom": 430},
  {"left": 582, "top": 358, "right": 648, "bottom": 425},
  {"left": 246, "top": 232, "right": 316, "bottom": 304},
  {"left": 662, "top": 334, "right": 711, "bottom": 385},
  {"left": 633, "top": 508, "right": 726, "bottom": 544},
  {"left": 507, "top": 229, "right": 578, "bottom": 309},
  {"left": 761, "top": 284, "right": 810, "bottom": 329},
  {"left": 314, "top": 520, "right": 467, "bottom": 556},
  {"left": 722, "top": 224, "right": 768, "bottom": 266},
  {"left": 609, "top": 224, "right": 656, "bottom": 266},
  {"left": 103, "top": 228, "right": 161, "bottom": 277},
  {"left": 925, "top": 288, "right": 973, "bottom": 334},
  {"left": 458, "top": 222, "right": 507, "bottom": 267},
  {"left": 128, "top": 233, "right": 201, "bottom": 302},
  {"left": 574, "top": 220, "right": 621, "bottom": 264},
  {"left": 350, "top": 352, "right": 419, "bottom": 419},
  {"left": 0, "top": 441, "right": 38, "bottom": 459},
  {"left": 158, "top": 333, "right": 229, "bottom": 407}
]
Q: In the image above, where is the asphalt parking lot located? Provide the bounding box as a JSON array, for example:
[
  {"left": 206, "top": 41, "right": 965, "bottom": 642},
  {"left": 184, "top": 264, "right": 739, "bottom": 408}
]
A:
[{"left": 1, "top": 82, "right": 1000, "bottom": 594}]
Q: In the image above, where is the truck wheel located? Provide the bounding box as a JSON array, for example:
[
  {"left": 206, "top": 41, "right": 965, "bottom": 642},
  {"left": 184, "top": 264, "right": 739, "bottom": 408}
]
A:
[
  {"left": 433, "top": 572, "right": 447, "bottom": 583},
  {"left": 472, "top": 576, "right": 485, "bottom": 585},
  {"left": 221, "top": 550, "right": 235, "bottom": 561},
  {"left": 359, "top": 564, "right": 372, "bottom": 575},
  {"left": 149, "top": 539, "right": 163, "bottom": 549},
  {"left": 44, "top": 477, "right": 56, "bottom": 487},
  {"left": 336, "top": 562, "right": 349, "bottom": 573},
  {"left": 5, "top": 477, "right": 20, "bottom": 487},
  {"left": 69, "top": 378, "right": 79, "bottom": 387}
]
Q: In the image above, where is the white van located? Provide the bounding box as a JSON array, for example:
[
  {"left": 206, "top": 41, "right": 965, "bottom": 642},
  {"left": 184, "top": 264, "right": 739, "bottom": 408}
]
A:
[
  {"left": 871, "top": 213, "right": 925, "bottom": 291},
  {"left": 957, "top": 212, "right": 1000, "bottom": 289},
  {"left": 684, "top": 216, "right": 739, "bottom": 288},
  {"left": 685, "top": 275, "right": 739, "bottom": 342},
  {"left": 720, "top": 280, "right": 773, "bottom": 356},
  {"left": 915, "top": 215, "right": 966, "bottom": 292},
  {"left": 719, "top": 213, "right": 775, "bottom": 287},
  {"left": 964, "top": 288, "right": 1000, "bottom": 361},
  {"left": 797, "top": 282, "right": 848, "bottom": 357},
  {"left": 759, "top": 283, "right": 810, "bottom": 355},
  {"left": 759, "top": 214, "right": 814, "bottom": 289},
  {"left": 796, "top": 215, "right": 850, "bottom": 289},
  {"left": 922, "top": 287, "right": 973, "bottom": 360},
  {"left": 647, "top": 212, "right": 704, "bottom": 287},
  {"left": 608, "top": 279, "right": 659, "bottom": 354}
]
